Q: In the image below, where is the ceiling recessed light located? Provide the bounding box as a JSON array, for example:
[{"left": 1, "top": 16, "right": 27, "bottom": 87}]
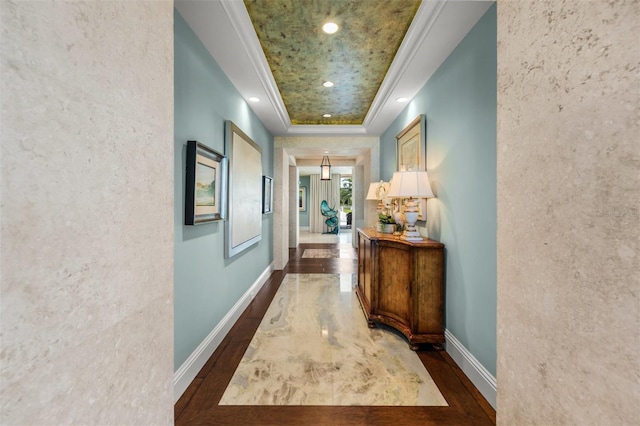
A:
[
  {"left": 248, "top": 97, "right": 260, "bottom": 102},
  {"left": 396, "top": 97, "right": 409, "bottom": 103},
  {"left": 323, "top": 81, "right": 334, "bottom": 88},
  {"left": 322, "top": 22, "right": 339, "bottom": 34},
  {"left": 323, "top": 114, "right": 332, "bottom": 118}
]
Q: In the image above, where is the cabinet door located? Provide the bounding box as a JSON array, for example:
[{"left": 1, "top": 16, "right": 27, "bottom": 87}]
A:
[
  {"left": 412, "top": 247, "right": 444, "bottom": 334},
  {"left": 375, "top": 242, "right": 411, "bottom": 324}
]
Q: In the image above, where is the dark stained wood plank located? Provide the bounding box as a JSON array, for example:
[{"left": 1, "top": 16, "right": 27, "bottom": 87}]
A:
[
  {"left": 174, "top": 377, "right": 202, "bottom": 423},
  {"left": 436, "top": 349, "right": 497, "bottom": 424},
  {"left": 184, "top": 405, "right": 489, "bottom": 426}
]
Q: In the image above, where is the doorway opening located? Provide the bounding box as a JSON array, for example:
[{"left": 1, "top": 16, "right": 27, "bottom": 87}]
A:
[{"left": 339, "top": 176, "right": 352, "bottom": 230}]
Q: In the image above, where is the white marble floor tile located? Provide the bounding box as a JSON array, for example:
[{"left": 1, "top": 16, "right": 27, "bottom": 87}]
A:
[
  {"left": 298, "top": 230, "right": 352, "bottom": 244},
  {"left": 219, "top": 273, "right": 448, "bottom": 406}
]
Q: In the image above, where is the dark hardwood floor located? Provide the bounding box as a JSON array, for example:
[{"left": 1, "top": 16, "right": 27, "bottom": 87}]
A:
[{"left": 175, "top": 243, "right": 496, "bottom": 426}]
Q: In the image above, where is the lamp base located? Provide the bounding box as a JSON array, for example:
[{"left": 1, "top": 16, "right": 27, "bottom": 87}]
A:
[
  {"left": 401, "top": 198, "right": 423, "bottom": 241},
  {"left": 401, "top": 229, "right": 423, "bottom": 241}
]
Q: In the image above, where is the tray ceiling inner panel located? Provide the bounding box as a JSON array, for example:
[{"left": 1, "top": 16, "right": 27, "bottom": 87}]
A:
[{"left": 244, "top": 0, "right": 421, "bottom": 125}]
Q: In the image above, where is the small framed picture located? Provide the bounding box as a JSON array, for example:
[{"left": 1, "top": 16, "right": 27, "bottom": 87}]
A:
[
  {"left": 185, "top": 140, "right": 227, "bottom": 225},
  {"left": 262, "top": 176, "right": 273, "bottom": 214},
  {"left": 299, "top": 186, "right": 307, "bottom": 212}
]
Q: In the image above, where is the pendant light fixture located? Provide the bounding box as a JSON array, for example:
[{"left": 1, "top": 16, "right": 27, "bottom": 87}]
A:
[{"left": 320, "top": 155, "right": 331, "bottom": 180}]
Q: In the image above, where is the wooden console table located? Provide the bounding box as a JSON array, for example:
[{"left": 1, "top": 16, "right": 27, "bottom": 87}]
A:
[{"left": 356, "top": 227, "right": 445, "bottom": 350}]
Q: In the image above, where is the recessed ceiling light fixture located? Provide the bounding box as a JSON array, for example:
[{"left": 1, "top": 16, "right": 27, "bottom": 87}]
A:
[
  {"left": 248, "top": 97, "right": 260, "bottom": 102},
  {"left": 396, "top": 97, "right": 409, "bottom": 103},
  {"left": 323, "top": 113, "right": 332, "bottom": 118},
  {"left": 322, "top": 22, "right": 339, "bottom": 34},
  {"left": 323, "top": 81, "right": 334, "bottom": 88}
]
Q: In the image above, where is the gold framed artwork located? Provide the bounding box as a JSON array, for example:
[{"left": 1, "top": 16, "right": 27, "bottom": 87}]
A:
[
  {"left": 396, "top": 114, "right": 425, "bottom": 172},
  {"left": 396, "top": 115, "right": 427, "bottom": 221}
]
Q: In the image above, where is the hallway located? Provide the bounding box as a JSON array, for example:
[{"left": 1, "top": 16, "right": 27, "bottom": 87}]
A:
[{"left": 174, "top": 234, "right": 495, "bottom": 425}]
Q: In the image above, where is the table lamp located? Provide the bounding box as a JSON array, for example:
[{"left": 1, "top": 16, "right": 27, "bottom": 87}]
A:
[
  {"left": 387, "top": 171, "right": 434, "bottom": 241},
  {"left": 365, "top": 181, "right": 389, "bottom": 213}
]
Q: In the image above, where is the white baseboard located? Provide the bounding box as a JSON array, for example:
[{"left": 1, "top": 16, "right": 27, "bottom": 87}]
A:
[
  {"left": 299, "top": 226, "right": 309, "bottom": 231},
  {"left": 173, "top": 263, "right": 274, "bottom": 402},
  {"left": 444, "top": 329, "right": 497, "bottom": 409}
]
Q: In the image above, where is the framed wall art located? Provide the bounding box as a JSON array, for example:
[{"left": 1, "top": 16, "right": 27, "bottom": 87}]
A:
[
  {"left": 396, "top": 114, "right": 426, "bottom": 172},
  {"left": 185, "top": 140, "right": 227, "bottom": 225},
  {"left": 299, "top": 186, "right": 307, "bottom": 212},
  {"left": 262, "top": 176, "right": 273, "bottom": 214},
  {"left": 224, "top": 121, "right": 263, "bottom": 258},
  {"left": 396, "top": 114, "right": 428, "bottom": 220}
]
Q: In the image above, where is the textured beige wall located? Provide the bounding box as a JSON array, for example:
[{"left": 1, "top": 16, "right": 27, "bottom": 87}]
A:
[
  {"left": 288, "top": 165, "right": 299, "bottom": 247},
  {"left": 497, "top": 1, "right": 639, "bottom": 424},
  {"left": 273, "top": 148, "right": 290, "bottom": 269},
  {"left": 0, "top": 1, "right": 174, "bottom": 424}
]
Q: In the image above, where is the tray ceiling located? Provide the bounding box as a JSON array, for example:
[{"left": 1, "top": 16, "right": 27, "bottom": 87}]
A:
[
  {"left": 175, "top": 0, "right": 494, "bottom": 137},
  {"left": 244, "top": 0, "right": 421, "bottom": 126}
]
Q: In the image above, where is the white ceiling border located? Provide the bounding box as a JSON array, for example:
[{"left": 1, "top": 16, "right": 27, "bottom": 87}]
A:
[
  {"left": 220, "top": 1, "right": 292, "bottom": 130},
  {"left": 287, "top": 125, "right": 367, "bottom": 136},
  {"left": 363, "top": 0, "right": 447, "bottom": 128}
]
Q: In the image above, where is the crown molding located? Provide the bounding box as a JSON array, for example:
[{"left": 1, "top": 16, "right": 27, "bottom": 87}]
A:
[
  {"left": 363, "top": 0, "right": 447, "bottom": 128},
  {"left": 286, "top": 125, "right": 368, "bottom": 136},
  {"left": 220, "top": 1, "right": 292, "bottom": 130}
]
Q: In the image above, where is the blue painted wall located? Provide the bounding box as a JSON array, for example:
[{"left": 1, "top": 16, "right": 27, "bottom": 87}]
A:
[
  {"left": 174, "top": 11, "right": 274, "bottom": 370},
  {"left": 299, "top": 175, "right": 310, "bottom": 227},
  {"left": 380, "top": 5, "right": 497, "bottom": 376}
]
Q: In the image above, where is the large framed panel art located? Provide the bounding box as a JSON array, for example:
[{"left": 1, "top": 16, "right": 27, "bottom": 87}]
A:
[{"left": 225, "top": 121, "right": 263, "bottom": 258}]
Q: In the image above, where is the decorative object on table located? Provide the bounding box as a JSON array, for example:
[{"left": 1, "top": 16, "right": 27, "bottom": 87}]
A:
[
  {"left": 377, "top": 212, "right": 396, "bottom": 234},
  {"left": 224, "top": 121, "right": 263, "bottom": 259},
  {"left": 320, "top": 200, "right": 339, "bottom": 234},
  {"left": 320, "top": 155, "right": 331, "bottom": 180},
  {"left": 185, "top": 140, "right": 227, "bottom": 225},
  {"left": 262, "top": 176, "right": 273, "bottom": 214},
  {"left": 387, "top": 170, "right": 435, "bottom": 241},
  {"left": 393, "top": 211, "right": 405, "bottom": 234},
  {"left": 396, "top": 114, "right": 427, "bottom": 220},
  {"left": 298, "top": 186, "right": 307, "bottom": 211}
]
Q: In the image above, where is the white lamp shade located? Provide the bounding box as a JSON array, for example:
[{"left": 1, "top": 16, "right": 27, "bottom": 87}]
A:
[
  {"left": 320, "top": 164, "right": 331, "bottom": 180},
  {"left": 366, "top": 183, "right": 379, "bottom": 200},
  {"left": 387, "top": 171, "right": 434, "bottom": 198},
  {"left": 365, "top": 181, "right": 390, "bottom": 200}
]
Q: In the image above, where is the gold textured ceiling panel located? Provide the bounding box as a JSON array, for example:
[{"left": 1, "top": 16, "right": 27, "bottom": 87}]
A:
[{"left": 244, "top": 0, "right": 421, "bottom": 125}]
